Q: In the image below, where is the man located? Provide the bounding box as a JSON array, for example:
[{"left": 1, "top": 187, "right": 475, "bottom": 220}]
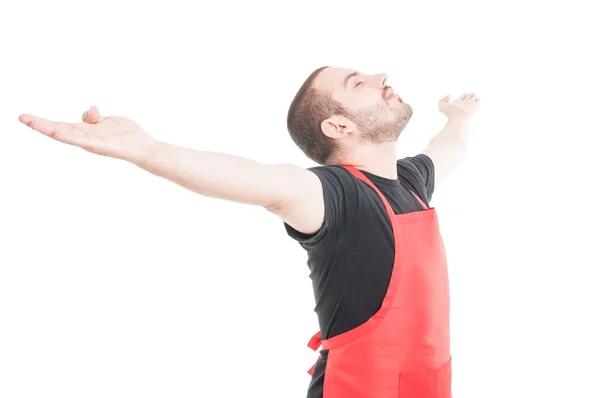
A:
[{"left": 19, "top": 66, "right": 479, "bottom": 398}]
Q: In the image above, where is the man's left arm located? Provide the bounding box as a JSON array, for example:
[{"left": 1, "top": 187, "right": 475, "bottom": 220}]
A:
[{"left": 422, "top": 93, "right": 480, "bottom": 188}]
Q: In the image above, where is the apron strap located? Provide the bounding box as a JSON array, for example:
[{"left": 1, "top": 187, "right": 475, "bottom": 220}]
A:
[
  {"left": 307, "top": 331, "right": 323, "bottom": 375},
  {"left": 341, "top": 165, "right": 429, "bottom": 211},
  {"left": 308, "top": 355, "right": 322, "bottom": 375},
  {"left": 409, "top": 190, "right": 429, "bottom": 211},
  {"left": 308, "top": 331, "right": 322, "bottom": 350}
]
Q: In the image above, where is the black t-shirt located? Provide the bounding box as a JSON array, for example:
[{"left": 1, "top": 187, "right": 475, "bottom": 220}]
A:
[{"left": 284, "top": 154, "right": 436, "bottom": 398}]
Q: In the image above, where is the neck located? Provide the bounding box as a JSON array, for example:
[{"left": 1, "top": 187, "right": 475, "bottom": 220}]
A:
[{"left": 340, "top": 142, "right": 398, "bottom": 179}]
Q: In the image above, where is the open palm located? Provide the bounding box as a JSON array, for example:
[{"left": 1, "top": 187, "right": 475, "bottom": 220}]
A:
[
  {"left": 18, "top": 106, "right": 157, "bottom": 163},
  {"left": 438, "top": 92, "right": 480, "bottom": 119}
]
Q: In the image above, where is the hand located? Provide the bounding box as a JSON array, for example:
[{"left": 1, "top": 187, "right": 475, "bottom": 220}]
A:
[
  {"left": 18, "top": 106, "right": 158, "bottom": 164},
  {"left": 438, "top": 93, "right": 480, "bottom": 120}
]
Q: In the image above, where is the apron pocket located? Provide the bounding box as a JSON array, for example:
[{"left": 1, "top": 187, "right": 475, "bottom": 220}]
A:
[{"left": 398, "top": 357, "right": 452, "bottom": 398}]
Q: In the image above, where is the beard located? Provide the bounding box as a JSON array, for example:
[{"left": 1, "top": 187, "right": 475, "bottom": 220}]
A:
[{"left": 348, "top": 100, "right": 413, "bottom": 144}]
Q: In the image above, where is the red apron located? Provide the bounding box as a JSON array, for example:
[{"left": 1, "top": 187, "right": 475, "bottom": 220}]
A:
[{"left": 307, "top": 165, "right": 452, "bottom": 398}]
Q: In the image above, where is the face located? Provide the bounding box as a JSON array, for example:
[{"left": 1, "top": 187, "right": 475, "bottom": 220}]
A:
[{"left": 315, "top": 67, "right": 413, "bottom": 144}]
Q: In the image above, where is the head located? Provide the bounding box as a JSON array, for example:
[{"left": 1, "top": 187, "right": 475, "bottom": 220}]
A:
[{"left": 287, "top": 66, "right": 413, "bottom": 165}]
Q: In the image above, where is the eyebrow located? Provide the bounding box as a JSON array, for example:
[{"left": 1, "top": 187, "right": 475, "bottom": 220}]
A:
[{"left": 343, "top": 72, "right": 359, "bottom": 89}]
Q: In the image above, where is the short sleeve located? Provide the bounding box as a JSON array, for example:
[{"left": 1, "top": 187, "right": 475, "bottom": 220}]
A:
[
  {"left": 396, "top": 154, "right": 436, "bottom": 203},
  {"left": 284, "top": 166, "right": 359, "bottom": 252}
]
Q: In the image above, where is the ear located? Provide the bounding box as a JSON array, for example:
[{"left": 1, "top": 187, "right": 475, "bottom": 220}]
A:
[{"left": 321, "top": 115, "right": 356, "bottom": 140}]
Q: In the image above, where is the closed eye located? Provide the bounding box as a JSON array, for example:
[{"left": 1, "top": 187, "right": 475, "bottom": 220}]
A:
[{"left": 355, "top": 82, "right": 362, "bottom": 88}]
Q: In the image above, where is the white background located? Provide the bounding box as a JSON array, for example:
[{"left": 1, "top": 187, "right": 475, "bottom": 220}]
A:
[{"left": 1, "top": 1, "right": 599, "bottom": 397}]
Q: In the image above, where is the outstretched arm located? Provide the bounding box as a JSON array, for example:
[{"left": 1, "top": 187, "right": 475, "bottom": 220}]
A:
[
  {"left": 422, "top": 93, "right": 480, "bottom": 188},
  {"left": 18, "top": 106, "right": 325, "bottom": 235}
]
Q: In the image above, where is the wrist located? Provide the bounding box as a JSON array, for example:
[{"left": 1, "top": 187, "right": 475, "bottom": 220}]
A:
[
  {"left": 130, "top": 139, "right": 163, "bottom": 170},
  {"left": 446, "top": 115, "right": 472, "bottom": 123}
]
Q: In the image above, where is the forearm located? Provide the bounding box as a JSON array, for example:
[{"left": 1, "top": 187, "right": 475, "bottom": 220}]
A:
[
  {"left": 423, "top": 117, "right": 472, "bottom": 186},
  {"left": 428, "top": 117, "right": 471, "bottom": 147},
  {"left": 134, "top": 141, "right": 285, "bottom": 208}
]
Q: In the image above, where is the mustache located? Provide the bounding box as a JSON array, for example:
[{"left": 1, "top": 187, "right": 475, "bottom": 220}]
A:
[{"left": 383, "top": 86, "right": 395, "bottom": 100}]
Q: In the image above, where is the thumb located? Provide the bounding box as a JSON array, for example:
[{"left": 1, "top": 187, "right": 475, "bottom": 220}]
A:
[
  {"left": 82, "top": 106, "right": 103, "bottom": 124},
  {"left": 439, "top": 95, "right": 451, "bottom": 104}
]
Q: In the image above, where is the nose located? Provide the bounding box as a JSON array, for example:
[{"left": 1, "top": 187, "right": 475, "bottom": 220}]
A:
[{"left": 377, "top": 73, "right": 388, "bottom": 88}]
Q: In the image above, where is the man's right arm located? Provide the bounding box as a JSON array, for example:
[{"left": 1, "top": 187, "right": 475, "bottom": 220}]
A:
[
  {"left": 137, "top": 141, "right": 326, "bottom": 235},
  {"left": 17, "top": 109, "right": 325, "bottom": 235}
]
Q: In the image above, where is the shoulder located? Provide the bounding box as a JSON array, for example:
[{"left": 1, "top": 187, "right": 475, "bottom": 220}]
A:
[
  {"left": 396, "top": 154, "right": 436, "bottom": 203},
  {"left": 308, "top": 165, "right": 359, "bottom": 190},
  {"left": 284, "top": 165, "right": 363, "bottom": 249},
  {"left": 397, "top": 154, "right": 435, "bottom": 179}
]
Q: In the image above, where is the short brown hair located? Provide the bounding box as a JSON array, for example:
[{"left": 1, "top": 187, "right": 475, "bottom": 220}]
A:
[{"left": 286, "top": 66, "right": 346, "bottom": 165}]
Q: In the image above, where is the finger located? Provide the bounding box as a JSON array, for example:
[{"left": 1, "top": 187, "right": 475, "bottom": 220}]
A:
[
  {"left": 439, "top": 95, "right": 451, "bottom": 103},
  {"left": 19, "top": 114, "right": 61, "bottom": 136},
  {"left": 88, "top": 106, "right": 102, "bottom": 122},
  {"left": 460, "top": 93, "right": 469, "bottom": 100},
  {"left": 467, "top": 92, "right": 476, "bottom": 100},
  {"left": 19, "top": 114, "right": 92, "bottom": 147},
  {"left": 82, "top": 106, "right": 102, "bottom": 124}
]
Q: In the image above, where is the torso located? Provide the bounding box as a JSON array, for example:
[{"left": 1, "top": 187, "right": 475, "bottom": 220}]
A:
[{"left": 284, "top": 155, "right": 436, "bottom": 398}]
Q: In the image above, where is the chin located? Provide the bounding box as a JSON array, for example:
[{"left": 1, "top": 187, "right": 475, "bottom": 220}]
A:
[{"left": 400, "top": 101, "right": 413, "bottom": 115}]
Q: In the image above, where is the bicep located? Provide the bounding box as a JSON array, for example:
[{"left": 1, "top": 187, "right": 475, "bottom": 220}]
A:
[
  {"left": 422, "top": 140, "right": 467, "bottom": 188},
  {"left": 264, "top": 164, "right": 325, "bottom": 235}
]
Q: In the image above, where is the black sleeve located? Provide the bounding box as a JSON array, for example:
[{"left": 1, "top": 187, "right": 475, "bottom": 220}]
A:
[
  {"left": 283, "top": 166, "right": 359, "bottom": 252},
  {"left": 396, "top": 154, "right": 436, "bottom": 203}
]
